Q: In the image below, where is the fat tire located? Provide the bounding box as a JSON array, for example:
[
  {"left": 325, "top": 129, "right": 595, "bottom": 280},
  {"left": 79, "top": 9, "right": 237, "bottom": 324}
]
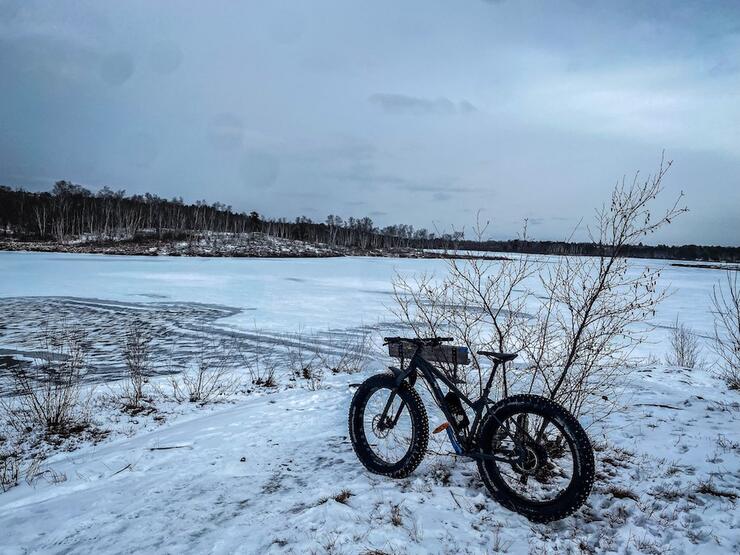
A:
[
  {"left": 476, "top": 394, "right": 594, "bottom": 523},
  {"left": 348, "top": 373, "right": 428, "bottom": 478}
]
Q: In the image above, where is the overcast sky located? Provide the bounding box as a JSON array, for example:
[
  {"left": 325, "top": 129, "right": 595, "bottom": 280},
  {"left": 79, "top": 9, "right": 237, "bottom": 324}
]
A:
[{"left": 1, "top": 0, "right": 738, "bottom": 245}]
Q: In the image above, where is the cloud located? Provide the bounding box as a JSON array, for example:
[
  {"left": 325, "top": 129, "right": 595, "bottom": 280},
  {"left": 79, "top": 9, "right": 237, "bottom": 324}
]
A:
[
  {"left": 369, "top": 94, "right": 477, "bottom": 116},
  {"left": 99, "top": 51, "right": 134, "bottom": 85},
  {"left": 0, "top": 34, "right": 98, "bottom": 84},
  {"left": 399, "top": 182, "right": 485, "bottom": 194},
  {"left": 239, "top": 150, "right": 280, "bottom": 190},
  {"left": 1, "top": 1, "right": 738, "bottom": 245},
  {"left": 208, "top": 113, "right": 245, "bottom": 151},
  {"left": 327, "top": 168, "right": 410, "bottom": 187},
  {"left": 149, "top": 41, "right": 182, "bottom": 75}
]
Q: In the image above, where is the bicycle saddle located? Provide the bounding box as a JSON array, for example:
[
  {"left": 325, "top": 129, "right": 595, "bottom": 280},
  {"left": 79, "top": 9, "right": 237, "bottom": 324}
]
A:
[{"left": 477, "top": 350, "right": 518, "bottom": 363}]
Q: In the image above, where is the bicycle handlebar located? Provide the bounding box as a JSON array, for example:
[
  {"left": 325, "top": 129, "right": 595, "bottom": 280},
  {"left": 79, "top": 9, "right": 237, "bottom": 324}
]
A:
[{"left": 383, "top": 336, "right": 453, "bottom": 347}]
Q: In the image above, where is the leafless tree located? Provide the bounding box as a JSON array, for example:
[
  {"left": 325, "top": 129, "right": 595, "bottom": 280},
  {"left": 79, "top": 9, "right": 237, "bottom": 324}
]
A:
[
  {"left": 711, "top": 272, "right": 740, "bottom": 390},
  {"left": 392, "top": 218, "right": 536, "bottom": 398},
  {"left": 392, "top": 157, "right": 686, "bottom": 421},
  {"left": 665, "top": 317, "right": 702, "bottom": 369},
  {"left": 515, "top": 158, "right": 685, "bottom": 420}
]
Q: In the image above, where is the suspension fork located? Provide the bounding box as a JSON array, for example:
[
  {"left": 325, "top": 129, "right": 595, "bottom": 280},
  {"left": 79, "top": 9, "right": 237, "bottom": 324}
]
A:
[{"left": 381, "top": 355, "right": 421, "bottom": 426}]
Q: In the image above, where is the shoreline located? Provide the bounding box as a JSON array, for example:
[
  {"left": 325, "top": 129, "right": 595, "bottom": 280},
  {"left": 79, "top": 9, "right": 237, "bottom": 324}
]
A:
[
  {"left": 0, "top": 240, "right": 510, "bottom": 261},
  {"left": 2, "top": 238, "right": 737, "bottom": 266}
]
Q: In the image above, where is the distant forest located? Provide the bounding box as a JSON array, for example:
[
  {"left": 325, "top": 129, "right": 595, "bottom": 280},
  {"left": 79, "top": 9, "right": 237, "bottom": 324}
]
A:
[{"left": 1, "top": 182, "right": 738, "bottom": 262}]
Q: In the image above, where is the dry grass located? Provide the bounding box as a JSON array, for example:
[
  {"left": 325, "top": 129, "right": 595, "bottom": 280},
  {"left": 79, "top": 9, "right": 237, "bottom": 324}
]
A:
[
  {"left": 0, "top": 452, "right": 20, "bottom": 492},
  {"left": 695, "top": 480, "right": 738, "bottom": 501},
  {"left": 318, "top": 489, "right": 354, "bottom": 506},
  {"left": 604, "top": 484, "right": 640, "bottom": 502}
]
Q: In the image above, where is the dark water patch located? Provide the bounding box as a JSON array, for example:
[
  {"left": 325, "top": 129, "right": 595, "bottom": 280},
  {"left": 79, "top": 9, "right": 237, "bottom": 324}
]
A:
[
  {"left": 0, "top": 297, "right": 243, "bottom": 389},
  {"left": 0, "top": 297, "right": 387, "bottom": 392}
]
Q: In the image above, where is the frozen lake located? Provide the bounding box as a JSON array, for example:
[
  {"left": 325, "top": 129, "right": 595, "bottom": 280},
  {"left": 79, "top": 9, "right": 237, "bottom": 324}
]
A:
[
  {"left": 0, "top": 251, "right": 734, "bottom": 372},
  {"left": 0, "top": 252, "right": 440, "bottom": 332}
]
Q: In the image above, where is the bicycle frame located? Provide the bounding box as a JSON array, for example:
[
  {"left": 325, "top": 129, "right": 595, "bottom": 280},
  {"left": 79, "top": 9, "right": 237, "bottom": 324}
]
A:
[{"left": 384, "top": 345, "right": 521, "bottom": 464}]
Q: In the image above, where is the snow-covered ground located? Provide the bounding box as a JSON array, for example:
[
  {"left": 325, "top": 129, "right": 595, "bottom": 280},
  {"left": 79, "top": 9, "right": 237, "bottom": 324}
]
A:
[
  {"left": 0, "top": 366, "right": 738, "bottom": 554},
  {"left": 1, "top": 252, "right": 739, "bottom": 553}
]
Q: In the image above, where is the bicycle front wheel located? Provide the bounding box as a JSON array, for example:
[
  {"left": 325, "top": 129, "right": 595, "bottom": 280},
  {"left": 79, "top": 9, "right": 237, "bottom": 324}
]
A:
[
  {"left": 476, "top": 394, "right": 594, "bottom": 522},
  {"left": 348, "top": 373, "right": 428, "bottom": 478}
]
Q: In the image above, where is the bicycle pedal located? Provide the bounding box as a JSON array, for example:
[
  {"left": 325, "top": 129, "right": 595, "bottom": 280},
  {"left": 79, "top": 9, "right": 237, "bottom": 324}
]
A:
[{"left": 433, "top": 422, "right": 450, "bottom": 434}]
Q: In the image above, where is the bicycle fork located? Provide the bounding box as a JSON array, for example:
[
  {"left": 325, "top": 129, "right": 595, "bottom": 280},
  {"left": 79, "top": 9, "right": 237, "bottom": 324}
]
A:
[{"left": 379, "top": 390, "right": 406, "bottom": 429}]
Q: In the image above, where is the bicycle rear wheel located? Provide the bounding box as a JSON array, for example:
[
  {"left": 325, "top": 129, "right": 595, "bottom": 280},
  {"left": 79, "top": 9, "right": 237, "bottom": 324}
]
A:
[
  {"left": 476, "top": 394, "right": 594, "bottom": 522},
  {"left": 348, "top": 373, "right": 428, "bottom": 478}
]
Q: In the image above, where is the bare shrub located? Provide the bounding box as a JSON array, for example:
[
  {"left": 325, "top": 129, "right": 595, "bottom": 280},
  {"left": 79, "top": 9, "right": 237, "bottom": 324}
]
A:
[
  {"left": 392, "top": 157, "right": 686, "bottom": 420},
  {"left": 120, "top": 320, "right": 153, "bottom": 410},
  {"left": 521, "top": 159, "right": 685, "bottom": 421},
  {"left": 241, "top": 343, "right": 280, "bottom": 388},
  {"left": 300, "top": 365, "right": 324, "bottom": 391},
  {"left": 665, "top": 317, "right": 702, "bottom": 369},
  {"left": 2, "top": 323, "right": 90, "bottom": 435},
  {"left": 246, "top": 357, "right": 279, "bottom": 388},
  {"left": 711, "top": 272, "right": 740, "bottom": 390},
  {"left": 319, "top": 332, "right": 372, "bottom": 374},
  {"left": 170, "top": 334, "right": 238, "bottom": 403},
  {"left": 392, "top": 221, "right": 534, "bottom": 399},
  {"left": 286, "top": 332, "right": 323, "bottom": 390}
]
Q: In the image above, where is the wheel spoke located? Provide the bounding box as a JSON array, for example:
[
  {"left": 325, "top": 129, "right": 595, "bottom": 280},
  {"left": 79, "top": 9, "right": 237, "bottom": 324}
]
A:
[
  {"left": 363, "top": 387, "right": 414, "bottom": 465},
  {"left": 484, "top": 410, "right": 576, "bottom": 503}
]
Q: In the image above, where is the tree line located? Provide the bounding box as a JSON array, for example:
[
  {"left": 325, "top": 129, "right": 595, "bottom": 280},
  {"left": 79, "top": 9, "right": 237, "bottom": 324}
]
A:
[
  {"left": 0, "top": 182, "right": 460, "bottom": 250},
  {"left": 0, "top": 182, "right": 737, "bottom": 261},
  {"left": 454, "top": 238, "right": 740, "bottom": 263}
]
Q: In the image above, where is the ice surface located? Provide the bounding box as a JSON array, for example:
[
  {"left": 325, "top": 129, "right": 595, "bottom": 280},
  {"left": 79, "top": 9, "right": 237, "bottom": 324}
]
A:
[{"left": 0, "top": 251, "right": 732, "bottom": 357}]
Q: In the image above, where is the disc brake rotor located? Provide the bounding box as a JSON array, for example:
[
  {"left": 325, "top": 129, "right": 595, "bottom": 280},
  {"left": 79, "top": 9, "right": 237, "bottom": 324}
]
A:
[{"left": 372, "top": 414, "right": 391, "bottom": 438}]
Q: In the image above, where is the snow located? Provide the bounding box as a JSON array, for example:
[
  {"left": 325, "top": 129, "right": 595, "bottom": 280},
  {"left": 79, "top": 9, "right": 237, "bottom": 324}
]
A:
[
  {"left": 0, "top": 367, "right": 738, "bottom": 554},
  {"left": 1, "top": 252, "right": 739, "bottom": 553}
]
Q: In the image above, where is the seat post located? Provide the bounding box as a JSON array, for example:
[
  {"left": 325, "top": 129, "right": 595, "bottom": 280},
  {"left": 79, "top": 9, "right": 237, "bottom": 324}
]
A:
[
  {"left": 481, "top": 360, "right": 499, "bottom": 402},
  {"left": 502, "top": 360, "right": 508, "bottom": 398}
]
